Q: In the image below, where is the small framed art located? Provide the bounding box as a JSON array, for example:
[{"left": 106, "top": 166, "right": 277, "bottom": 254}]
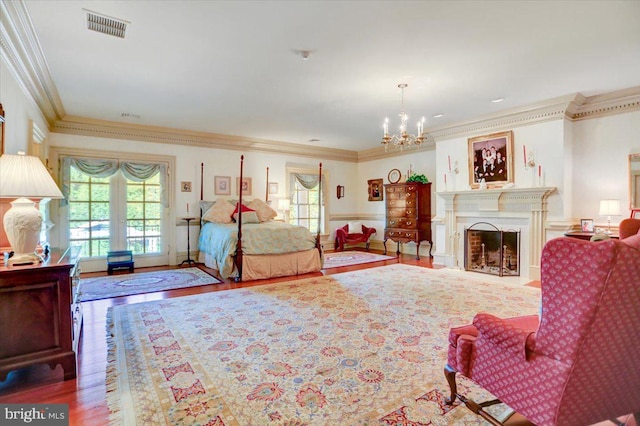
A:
[
  {"left": 214, "top": 176, "right": 231, "bottom": 195},
  {"left": 269, "top": 182, "right": 278, "bottom": 195},
  {"left": 580, "top": 219, "right": 594, "bottom": 233},
  {"left": 368, "top": 178, "right": 383, "bottom": 201},
  {"left": 180, "top": 181, "right": 192, "bottom": 192},
  {"left": 237, "top": 177, "right": 252, "bottom": 196}
]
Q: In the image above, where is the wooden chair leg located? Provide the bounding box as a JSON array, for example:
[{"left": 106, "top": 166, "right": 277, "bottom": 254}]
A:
[{"left": 444, "top": 364, "right": 458, "bottom": 405}]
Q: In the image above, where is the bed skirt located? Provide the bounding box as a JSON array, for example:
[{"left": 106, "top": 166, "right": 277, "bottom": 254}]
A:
[{"left": 198, "top": 248, "right": 322, "bottom": 281}]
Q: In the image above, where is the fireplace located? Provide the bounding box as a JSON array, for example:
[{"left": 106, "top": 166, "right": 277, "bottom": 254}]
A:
[{"left": 464, "top": 222, "right": 520, "bottom": 277}]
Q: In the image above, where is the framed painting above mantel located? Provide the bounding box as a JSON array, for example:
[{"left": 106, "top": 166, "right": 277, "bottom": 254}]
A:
[{"left": 468, "top": 130, "right": 514, "bottom": 189}]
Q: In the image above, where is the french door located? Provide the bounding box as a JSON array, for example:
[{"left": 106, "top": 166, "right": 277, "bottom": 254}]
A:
[{"left": 65, "top": 163, "right": 169, "bottom": 272}]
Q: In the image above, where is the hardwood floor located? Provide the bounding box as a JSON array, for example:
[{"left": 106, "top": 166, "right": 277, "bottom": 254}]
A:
[{"left": 0, "top": 251, "right": 635, "bottom": 426}]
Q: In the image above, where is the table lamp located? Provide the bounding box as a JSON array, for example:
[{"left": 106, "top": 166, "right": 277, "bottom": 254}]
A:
[
  {"left": 0, "top": 152, "right": 64, "bottom": 265},
  {"left": 598, "top": 199, "right": 621, "bottom": 234},
  {"left": 277, "top": 198, "right": 290, "bottom": 221}
]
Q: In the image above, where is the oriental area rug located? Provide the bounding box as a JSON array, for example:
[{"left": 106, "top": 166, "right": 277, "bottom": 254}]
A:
[
  {"left": 323, "top": 250, "right": 396, "bottom": 269},
  {"left": 106, "top": 264, "right": 541, "bottom": 425},
  {"left": 80, "top": 268, "right": 221, "bottom": 302}
]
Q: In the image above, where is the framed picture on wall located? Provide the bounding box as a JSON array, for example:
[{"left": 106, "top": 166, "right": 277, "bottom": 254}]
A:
[
  {"left": 214, "top": 176, "right": 231, "bottom": 195},
  {"left": 468, "top": 130, "right": 514, "bottom": 189},
  {"left": 368, "top": 178, "right": 383, "bottom": 201},
  {"left": 631, "top": 209, "right": 640, "bottom": 219},
  {"left": 236, "top": 177, "right": 252, "bottom": 196},
  {"left": 268, "top": 182, "right": 278, "bottom": 195}
]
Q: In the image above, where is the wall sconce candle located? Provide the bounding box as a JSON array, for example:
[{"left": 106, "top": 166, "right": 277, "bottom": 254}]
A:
[{"left": 337, "top": 185, "right": 345, "bottom": 199}]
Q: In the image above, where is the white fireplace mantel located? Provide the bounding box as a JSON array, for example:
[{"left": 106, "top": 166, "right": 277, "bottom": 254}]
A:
[{"left": 437, "top": 186, "right": 556, "bottom": 279}]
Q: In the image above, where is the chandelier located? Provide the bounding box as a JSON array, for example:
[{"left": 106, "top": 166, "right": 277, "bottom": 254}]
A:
[{"left": 381, "top": 83, "right": 432, "bottom": 151}]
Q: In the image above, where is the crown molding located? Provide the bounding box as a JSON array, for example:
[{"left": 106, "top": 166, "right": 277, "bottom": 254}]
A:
[
  {"left": 569, "top": 86, "right": 640, "bottom": 121},
  {"left": 53, "top": 116, "right": 359, "bottom": 162},
  {"left": 1, "top": 0, "right": 65, "bottom": 124}
]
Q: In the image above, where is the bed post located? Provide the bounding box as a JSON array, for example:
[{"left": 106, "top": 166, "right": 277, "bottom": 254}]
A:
[
  {"left": 200, "top": 163, "right": 204, "bottom": 225},
  {"left": 266, "top": 166, "right": 269, "bottom": 203},
  {"left": 316, "top": 162, "right": 323, "bottom": 252},
  {"left": 235, "top": 155, "right": 244, "bottom": 282}
]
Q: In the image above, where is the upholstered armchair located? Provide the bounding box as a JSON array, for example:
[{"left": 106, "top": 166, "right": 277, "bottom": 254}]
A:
[
  {"left": 619, "top": 217, "right": 640, "bottom": 239},
  {"left": 444, "top": 236, "right": 640, "bottom": 426},
  {"left": 334, "top": 223, "right": 376, "bottom": 251}
]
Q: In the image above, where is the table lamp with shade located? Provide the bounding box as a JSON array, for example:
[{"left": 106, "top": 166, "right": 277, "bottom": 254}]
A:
[
  {"left": 0, "top": 151, "right": 64, "bottom": 265},
  {"left": 277, "top": 198, "right": 290, "bottom": 221},
  {"left": 599, "top": 198, "right": 621, "bottom": 234}
]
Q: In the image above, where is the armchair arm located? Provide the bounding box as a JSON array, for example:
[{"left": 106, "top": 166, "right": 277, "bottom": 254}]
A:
[
  {"left": 473, "top": 313, "right": 538, "bottom": 359},
  {"left": 362, "top": 225, "right": 377, "bottom": 239},
  {"left": 335, "top": 226, "right": 349, "bottom": 238}
]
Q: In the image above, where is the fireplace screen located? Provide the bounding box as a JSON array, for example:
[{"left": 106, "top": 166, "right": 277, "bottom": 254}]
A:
[{"left": 464, "top": 222, "right": 520, "bottom": 276}]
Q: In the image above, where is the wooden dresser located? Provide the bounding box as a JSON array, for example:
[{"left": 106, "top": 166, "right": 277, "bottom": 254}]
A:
[
  {"left": 0, "top": 247, "right": 82, "bottom": 381},
  {"left": 383, "top": 182, "right": 433, "bottom": 259}
]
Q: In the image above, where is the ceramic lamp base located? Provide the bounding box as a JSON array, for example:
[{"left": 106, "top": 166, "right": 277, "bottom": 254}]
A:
[{"left": 3, "top": 197, "right": 43, "bottom": 264}]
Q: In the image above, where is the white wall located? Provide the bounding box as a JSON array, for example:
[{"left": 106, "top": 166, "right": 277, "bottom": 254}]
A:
[
  {"left": 0, "top": 58, "right": 50, "bottom": 154},
  {"left": 572, "top": 111, "right": 640, "bottom": 225}
]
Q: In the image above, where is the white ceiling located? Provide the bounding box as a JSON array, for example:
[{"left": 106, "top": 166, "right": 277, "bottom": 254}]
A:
[{"left": 22, "top": 0, "right": 640, "bottom": 152}]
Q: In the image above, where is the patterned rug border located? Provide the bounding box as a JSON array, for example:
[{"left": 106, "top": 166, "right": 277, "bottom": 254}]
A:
[
  {"left": 81, "top": 267, "right": 221, "bottom": 302},
  {"left": 323, "top": 250, "right": 396, "bottom": 269},
  {"left": 106, "top": 264, "right": 541, "bottom": 425}
]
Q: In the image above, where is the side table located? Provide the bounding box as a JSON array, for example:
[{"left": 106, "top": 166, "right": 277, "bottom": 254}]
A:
[
  {"left": 180, "top": 217, "right": 197, "bottom": 267},
  {"left": 564, "top": 231, "right": 619, "bottom": 241}
]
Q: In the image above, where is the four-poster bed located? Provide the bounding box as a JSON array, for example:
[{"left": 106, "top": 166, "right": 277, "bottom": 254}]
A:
[{"left": 198, "top": 156, "right": 323, "bottom": 282}]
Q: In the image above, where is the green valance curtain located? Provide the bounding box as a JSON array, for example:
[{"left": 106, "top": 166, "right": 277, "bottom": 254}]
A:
[{"left": 61, "top": 157, "right": 168, "bottom": 207}]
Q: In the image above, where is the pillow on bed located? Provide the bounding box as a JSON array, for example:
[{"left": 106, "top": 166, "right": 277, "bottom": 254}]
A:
[
  {"left": 247, "top": 199, "right": 278, "bottom": 222},
  {"left": 202, "top": 200, "right": 235, "bottom": 224},
  {"left": 233, "top": 211, "right": 260, "bottom": 224},
  {"left": 200, "top": 200, "right": 215, "bottom": 216}
]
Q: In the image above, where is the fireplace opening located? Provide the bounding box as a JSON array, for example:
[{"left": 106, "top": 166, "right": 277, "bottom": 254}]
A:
[{"left": 464, "top": 222, "right": 520, "bottom": 276}]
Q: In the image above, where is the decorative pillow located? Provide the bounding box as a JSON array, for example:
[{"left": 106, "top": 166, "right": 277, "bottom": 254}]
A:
[
  {"left": 231, "top": 203, "right": 255, "bottom": 217},
  {"left": 202, "top": 200, "right": 235, "bottom": 224},
  {"left": 199, "top": 200, "right": 215, "bottom": 216},
  {"left": 247, "top": 199, "right": 278, "bottom": 222},
  {"left": 233, "top": 211, "right": 260, "bottom": 224},
  {"left": 348, "top": 221, "right": 363, "bottom": 234}
]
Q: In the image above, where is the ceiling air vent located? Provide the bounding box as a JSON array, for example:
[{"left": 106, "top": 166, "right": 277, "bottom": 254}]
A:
[{"left": 84, "top": 9, "right": 129, "bottom": 39}]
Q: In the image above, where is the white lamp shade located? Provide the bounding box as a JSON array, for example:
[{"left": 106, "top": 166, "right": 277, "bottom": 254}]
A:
[
  {"left": 598, "top": 199, "right": 621, "bottom": 216},
  {"left": 0, "top": 152, "right": 63, "bottom": 199},
  {"left": 278, "top": 198, "right": 291, "bottom": 212}
]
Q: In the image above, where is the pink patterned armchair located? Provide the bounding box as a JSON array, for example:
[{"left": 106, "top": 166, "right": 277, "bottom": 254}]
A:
[
  {"left": 445, "top": 236, "right": 640, "bottom": 425},
  {"left": 619, "top": 218, "right": 640, "bottom": 239},
  {"left": 334, "top": 223, "right": 376, "bottom": 251}
]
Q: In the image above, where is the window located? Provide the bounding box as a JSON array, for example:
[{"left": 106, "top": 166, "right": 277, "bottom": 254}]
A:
[
  {"left": 68, "top": 167, "right": 111, "bottom": 257},
  {"left": 126, "top": 173, "right": 162, "bottom": 254},
  {"left": 60, "top": 155, "right": 169, "bottom": 271},
  {"left": 290, "top": 179, "right": 321, "bottom": 233},
  {"left": 287, "top": 168, "right": 327, "bottom": 234}
]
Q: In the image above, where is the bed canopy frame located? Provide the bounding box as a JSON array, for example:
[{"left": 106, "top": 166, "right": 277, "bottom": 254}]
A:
[{"left": 200, "top": 155, "right": 323, "bottom": 282}]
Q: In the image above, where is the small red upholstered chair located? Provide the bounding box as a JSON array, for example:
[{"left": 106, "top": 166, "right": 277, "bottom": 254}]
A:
[
  {"left": 444, "top": 236, "right": 640, "bottom": 426},
  {"left": 619, "top": 217, "right": 640, "bottom": 239},
  {"left": 334, "top": 223, "right": 376, "bottom": 251}
]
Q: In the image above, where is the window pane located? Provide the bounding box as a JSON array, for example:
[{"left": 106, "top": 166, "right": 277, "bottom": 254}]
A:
[
  {"left": 146, "top": 186, "right": 161, "bottom": 202},
  {"left": 69, "top": 183, "right": 89, "bottom": 201},
  {"left": 145, "top": 203, "right": 161, "bottom": 219},
  {"left": 127, "top": 203, "right": 144, "bottom": 219},
  {"left": 127, "top": 184, "right": 144, "bottom": 201},
  {"left": 69, "top": 202, "right": 89, "bottom": 221},
  {"left": 91, "top": 183, "right": 110, "bottom": 201},
  {"left": 91, "top": 202, "right": 110, "bottom": 220}
]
